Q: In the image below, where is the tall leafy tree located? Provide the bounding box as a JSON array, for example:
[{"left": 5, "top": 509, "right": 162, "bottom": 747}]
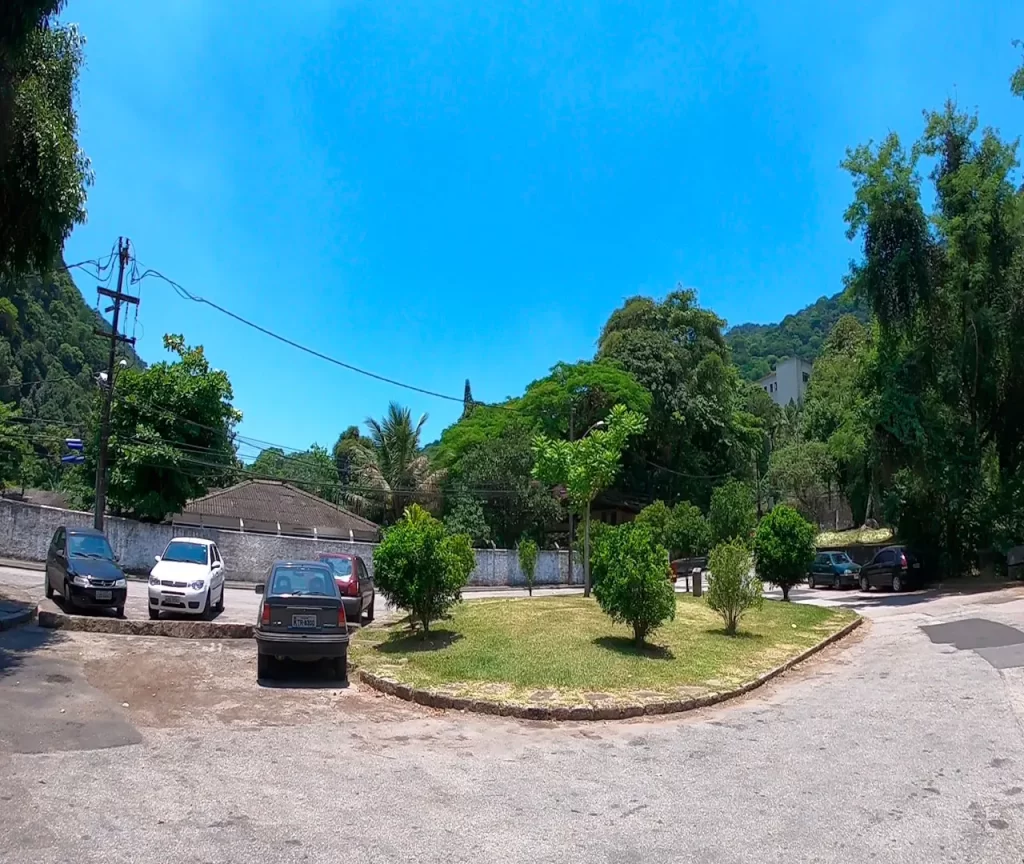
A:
[
  {"left": 1, "top": 2, "right": 91, "bottom": 277},
  {"left": 250, "top": 444, "right": 341, "bottom": 503}
]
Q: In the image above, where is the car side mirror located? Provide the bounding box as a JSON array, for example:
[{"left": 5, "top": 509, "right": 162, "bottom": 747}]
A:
[
  {"left": 255, "top": 584, "right": 264, "bottom": 595},
  {"left": 154, "top": 555, "right": 162, "bottom": 563}
]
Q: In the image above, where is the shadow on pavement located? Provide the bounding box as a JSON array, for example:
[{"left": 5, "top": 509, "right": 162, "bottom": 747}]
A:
[
  {"left": 257, "top": 658, "right": 351, "bottom": 690},
  {"left": 0, "top": 625, "right": 67, "bottom": 680}
]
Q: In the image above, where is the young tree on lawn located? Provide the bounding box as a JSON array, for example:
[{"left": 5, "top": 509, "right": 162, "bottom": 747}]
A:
[
  {"left": 372, "top": 504, "right": 475, "bottom": 635},
  {"left": 753, "top": 505, "right": 817, "bottom": 601},
  {"left": 706, "top": 539, "right": 762, "bottom": 635},
  {"left": 708, "top": 479, "right": 757, "bottom": 546},
  {"left": 637, "top": 499, "right": 710, "bottom": 559},
  {"left": 591, "top": 522, "right": 676, "bottom": 648},
  {"left": 517, "top": 537, "right": 539, "bottom": 596},
  {"left": 532, "top": 404, "right": 646, "bottom": 597}
]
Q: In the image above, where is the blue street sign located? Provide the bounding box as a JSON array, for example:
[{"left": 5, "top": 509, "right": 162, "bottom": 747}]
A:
[
  {"left": 61, "top": 454, "right": 85, "bottom": 465},
  {"left": 65, "top": 438, "right": 84, "bottom": 451}
]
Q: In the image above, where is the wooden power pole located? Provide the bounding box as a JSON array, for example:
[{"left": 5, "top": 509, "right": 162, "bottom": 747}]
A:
[{"left": 93, "top": 238, "right": 137, "bottom": 530}]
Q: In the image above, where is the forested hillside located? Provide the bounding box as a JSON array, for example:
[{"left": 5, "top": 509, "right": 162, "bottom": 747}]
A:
[
  {"left": 0, "top": 262, "right": 143, "bottom": 425},
  {"left": 726, "top": 291, "right": 869, "bottom": 381}
]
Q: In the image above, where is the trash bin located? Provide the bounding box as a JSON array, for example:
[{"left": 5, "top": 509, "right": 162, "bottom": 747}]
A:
[{"left": 692, "top": 567, "right": 702, "bottom": 598}]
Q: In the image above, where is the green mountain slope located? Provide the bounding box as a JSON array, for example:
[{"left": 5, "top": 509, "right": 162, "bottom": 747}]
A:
[
  {"left": 725, "top": 291, "right": 870, "bottom": 381},
  {"left": 0, "top": 262, "right": 143, "bottom": 426}
]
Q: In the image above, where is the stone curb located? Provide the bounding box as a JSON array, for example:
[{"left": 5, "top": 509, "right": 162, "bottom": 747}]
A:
[
  {"left": 358, "top": 615, "right": 863, "bottom": 721},
  {"left": 37, "top": 609, "right": 255, "bottom": 639},
  {"left": 0, "top": 604, "right": 37, "bottom": 631}
]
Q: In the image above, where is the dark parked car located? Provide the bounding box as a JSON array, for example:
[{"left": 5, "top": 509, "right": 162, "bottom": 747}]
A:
[
  {"left": 317, "top": 552, "right": 375, "bottom": 624},
  {"left": 254, "top": 561, "right": 349, "bottom": 681},
  {"left": 44, "top": 526, "right": 127, "bottom": 617},
  {"left": 858, "top": 545, "right": 924, "bottom": 593},
  {"left": 807, "top": 551, "right": 861, "bottom": 589}
]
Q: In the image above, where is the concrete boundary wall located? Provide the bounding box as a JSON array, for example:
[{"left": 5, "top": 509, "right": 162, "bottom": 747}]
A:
[{"left": 0, "top": 499, "right": 583, "bottom": 587}]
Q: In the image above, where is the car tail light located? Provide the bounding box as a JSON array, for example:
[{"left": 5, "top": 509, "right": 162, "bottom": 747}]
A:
[
  {"left": 338, "top": 605, "right": 347, "bottom": 627},
  {"left": 900, "top": 553, "right": 908, "bottom": 569},
  {"left": 336, "top": 575, "right": 360, "bottom": 597},
  {"left": 261, "top": 602, "right": 270, "bottom": 625}
]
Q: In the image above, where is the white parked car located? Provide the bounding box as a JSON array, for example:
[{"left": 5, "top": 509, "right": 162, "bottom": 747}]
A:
[{"left": 148, "top": 538, "right": 226, "bottom": 620}]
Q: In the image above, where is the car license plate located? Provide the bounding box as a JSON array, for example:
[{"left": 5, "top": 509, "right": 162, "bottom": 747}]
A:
[
  {"left": 94, "top": 590, "right": 112, "bottom": 601},
  {"left": 292, "top": 614, "right": 317, "bottom": 628}
]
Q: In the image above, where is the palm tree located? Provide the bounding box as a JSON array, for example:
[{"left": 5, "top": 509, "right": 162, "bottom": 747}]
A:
[{"left": 346, "top": 402, "right": 442, "bottom": 524}]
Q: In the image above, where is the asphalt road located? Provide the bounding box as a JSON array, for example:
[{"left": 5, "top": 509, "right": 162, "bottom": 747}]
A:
[{"left": 1, "top": 567, "right": 1023, "bottom": 862}]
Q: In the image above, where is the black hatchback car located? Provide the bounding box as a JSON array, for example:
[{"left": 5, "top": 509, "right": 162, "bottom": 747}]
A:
[
  {"left": 858, "top": 545, "right": 924, "bottom": 593},
  {"left": 254, "top": 561, "right": 349, "bottom": 682},
  {"left": 44, "top": 526, "right": 128, "bottom": 616}
]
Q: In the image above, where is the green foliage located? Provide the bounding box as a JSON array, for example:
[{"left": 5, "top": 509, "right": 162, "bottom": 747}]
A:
[
  {"left": 87, "top": 334, "right": 239, "bottom": 521},
  {"left": 344, "top": 402, "right": 440, "bottom": 525},
  {"left": 443, "top": 494, "right": 491, "bottom": 547},
  {"left": 431, "top": 402, "right": 515, "bottom": 470},
  {"left": 372, "top": 504, "right": 475, "bottom": 633},
  {"left": 250, "top": 444, "right": 340, "bottom": 503},
  {"left": 706, "top": 539, "right": 762, "bottom": 635},
  {"left": 708, "top": 480, "right": 756, "bottom": 546},
  {"left": 517, "top": 537, "right": 539, "bottom": 595},
  {"left": 767, "top": 440, "right": 834, "bottom": 522},
  {"left": 635, "top": 499, "right": 710, "bottom": 559},
  {"left": 725, "top": 292, "right": 871, "bottom": 382},
  {"left": 1, "top": 5, "right": 91, "bottom": 276},
  {"left": 0, "top": 401, "right": 30, "bottom": 489},
  {"left": 591, "top": 522, "right": 676, "bottom": 647},
  {"left": 1012, "top": 40, "right": 1024, "bottom": 99},
  {"left": 753, "top": 505, "right": 817, "bottom": 600}
]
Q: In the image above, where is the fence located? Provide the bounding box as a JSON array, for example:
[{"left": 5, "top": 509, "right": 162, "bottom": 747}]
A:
[{"left": 0, "top": 498, "right": 583, "bottom": 588}]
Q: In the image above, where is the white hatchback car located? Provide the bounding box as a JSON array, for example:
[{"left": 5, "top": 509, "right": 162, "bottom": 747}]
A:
[{"left": 148, "top": 538, "right": 226, "bottom": 620}]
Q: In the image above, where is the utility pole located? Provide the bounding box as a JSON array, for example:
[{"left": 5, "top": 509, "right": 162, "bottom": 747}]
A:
[
  {"left": 567, "top": 406, "right": 575, "bottom": 586},
  {"left": 93, "top": 238, "right": 137, "bottom": 530}
]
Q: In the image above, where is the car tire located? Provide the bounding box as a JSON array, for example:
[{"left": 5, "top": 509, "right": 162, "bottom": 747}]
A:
[
  {"left": 44, "top": 578, "right": 53, "bottom": 600},
  {"left": 365, "top": 594, "right": 375, "bottom": 623},
  {"left": 892, "top": 574, "right": 904, "bottom": 593},
  {"left": 860, "top": 575, "right": 870, "bottom": 592},
  {"left": 63, "top": 581, "right": 75, "bottom": 613},
  {"left": 833, "top": 574, "right": 841, "bottom": 590},
  {"left": 257, "top": 653, "right": 273, "bottom": 680},
  {"left": 215, "top": 583, "right": 225, "bottom": 614},
  {"left": 807, "top": 575, "right": 815, "bottom": 590},
  {"left": 202, "top": 589, "right": 213, "bottom": 621},
  {"left": 115, "top": 606, "right": 125, "bottom": 619},
  {"left": 333, "top": 656, "right": 348, "bottom": 683},
  {"left": 148, "top": 607, "right": 159, "bottom": 620}
]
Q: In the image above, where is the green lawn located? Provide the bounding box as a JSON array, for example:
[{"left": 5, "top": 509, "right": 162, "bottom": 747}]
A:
[{"left": 351, "top": 596, "right": 857, "bottom": 705}]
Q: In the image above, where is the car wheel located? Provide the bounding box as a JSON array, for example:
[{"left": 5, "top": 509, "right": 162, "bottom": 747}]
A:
[
  {"left": 257, "top": 653, "right": 273, "bottom": 680},
  {"left": 44, "top": 577, "right": 54, "bottom": 600},
  {"left": 334, "top": 656, "right": 348, "bottom": 683},
  {"left": 63, "top": 582, "right": 75, "bottom": 613},
  {"left": 807, "top": 575, "right": 815, "bottom": 590},
  {"left": 216, "top": 585, "right": 225, "bottom": 613},
  {"left": 148, "top": 607, "right": 159, "bottom": 620},
  {"left": 365, "top": 594, "right": 375, "bottom": 623},
  {"left": 115, "top": 606, "right": 125, "bottom": 619},
  {"left": 202, "top": 589, "right": 213, "bottom": 621},
  {"left": 833, "top": 574, "right": 841, "bottom": 590},
  {"left": 859, "top": 575, "right": 870, "bottom": 592},
  {"left": 892, "top": 574, "right": 904, "bottom": 593}
]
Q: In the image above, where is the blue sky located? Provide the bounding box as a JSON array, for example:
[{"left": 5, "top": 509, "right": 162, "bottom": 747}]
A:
[{"left": 62, "top": 0, "right": 1023, "bottom": 454}]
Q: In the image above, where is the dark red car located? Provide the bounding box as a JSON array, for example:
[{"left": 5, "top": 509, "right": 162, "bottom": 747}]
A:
[{"left": 316, "top": 553, "right": 376, "bottom": 624}]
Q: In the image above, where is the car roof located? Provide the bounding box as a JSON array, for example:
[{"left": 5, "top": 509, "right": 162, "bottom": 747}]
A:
[
  {"left": 167, "top": 537, "right": 215, "bottom": 546},
  {"left": 65, "top": 526, "right": 106, "bottom": 537},
  {"left": 317, "top": 551, "right": 354, "bottom": 559},
  {"left": 272, "top": 560, "right": 332, "bottom": 569}
]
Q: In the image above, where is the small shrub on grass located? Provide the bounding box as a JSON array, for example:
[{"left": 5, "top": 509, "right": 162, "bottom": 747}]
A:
[
  {"left": 591, "top": 522, "right": 676, "bottom": 648},
  {"left": 709, "top": 479, "right": 757, "bottom": 546},
  {"left": 753, "top": 504, "right": 816, "bottom": 601},
  {"left": 517, "top": 537, "right": 539, "bottom": 596},
  {"left": 707, "top": 539, "right": 762, "bottom": 635},
  {"left": 373, "top": 504, "right": 475, "bottom": 635}
]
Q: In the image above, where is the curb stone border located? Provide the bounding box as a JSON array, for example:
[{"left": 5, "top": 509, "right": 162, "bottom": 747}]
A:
[
  {"left": 358, "top": 615, "right": 863, "bottom": 721},
  {"left": 0, "top": 604, "right": 37, "bottom": 631},
  {"left": 37, "top": 609, "right": 255, "bottom": 639}
]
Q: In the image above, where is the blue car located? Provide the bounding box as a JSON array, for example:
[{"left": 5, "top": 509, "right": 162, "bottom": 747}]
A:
[{"left": 807, "top": 551, "right": 861, "bottom": 589}]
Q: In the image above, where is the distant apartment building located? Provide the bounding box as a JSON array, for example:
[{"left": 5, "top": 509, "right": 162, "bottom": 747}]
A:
[{"left": 758, "top": 356, "right": 813, "bottom": 406}]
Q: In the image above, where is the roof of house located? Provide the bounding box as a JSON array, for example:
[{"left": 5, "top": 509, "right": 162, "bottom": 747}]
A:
[{"left": 172, "top": 480, "right": 379, "bottom": 540}]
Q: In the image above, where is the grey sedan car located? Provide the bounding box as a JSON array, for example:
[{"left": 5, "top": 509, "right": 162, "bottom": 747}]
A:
[{"left": 254, "top": 561, "right": 349, "bottom": 682}]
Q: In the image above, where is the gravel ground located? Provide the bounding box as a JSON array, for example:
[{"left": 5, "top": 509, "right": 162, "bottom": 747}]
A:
[{"left": 1, "top": 571, "right": 1024, "bottom": 863}]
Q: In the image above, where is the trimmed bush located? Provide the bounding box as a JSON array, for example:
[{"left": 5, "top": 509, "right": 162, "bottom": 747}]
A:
[
  {"left": 706, "top": 539, "right": 762, "bottom": 635},
  {"left": 753, "top": 505, "right": 817, "bottom": 601},
  {"left": 591, "top": 522, "right": 676, "bottom": 648},
  {"left": 518, "top": 538, "right": 539, "bottom": 596},
  {"left": 636, "top": 499, "right": 710, "bottom": 559},
  {"left": 373, "top": 504, "right": 475, "bottom": 634}
]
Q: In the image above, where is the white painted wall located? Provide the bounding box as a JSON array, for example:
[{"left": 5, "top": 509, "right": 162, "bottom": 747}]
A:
[{"left": 758, "top": 356, "right": 813, "bottom": 406}]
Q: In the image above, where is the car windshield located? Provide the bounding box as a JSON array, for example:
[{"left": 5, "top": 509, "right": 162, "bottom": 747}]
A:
[
  {"left": 830, "top": 553, "right": 853, "bottom": 564},
  {"left": 270, "top": 567, "right": 336, "bottom": 597},
  {"left": 68, "top": 533, "right": 115, "bottom": 560},
  {"left": 162, "top": 541, "right": 208, "bottom": 565},
  {"left": 320, "top": 557, "right": 353, "bottom": 578}
]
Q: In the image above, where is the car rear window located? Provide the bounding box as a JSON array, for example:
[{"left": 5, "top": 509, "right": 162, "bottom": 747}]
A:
[
  {"left": 320, "top": 557, "right": 353, "bottom": 578},
  {"left": 270, "top": 567, "right": 337, "bottom": 597}
]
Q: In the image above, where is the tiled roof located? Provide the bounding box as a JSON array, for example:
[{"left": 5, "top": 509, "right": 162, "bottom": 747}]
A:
[{"left": 174, "top": 480, "right": 379, "bottom": 538}]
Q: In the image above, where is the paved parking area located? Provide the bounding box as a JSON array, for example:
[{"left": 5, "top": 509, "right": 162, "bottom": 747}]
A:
[{"left": 1, "top": 569, "right": 1024, "bottom": 862}]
